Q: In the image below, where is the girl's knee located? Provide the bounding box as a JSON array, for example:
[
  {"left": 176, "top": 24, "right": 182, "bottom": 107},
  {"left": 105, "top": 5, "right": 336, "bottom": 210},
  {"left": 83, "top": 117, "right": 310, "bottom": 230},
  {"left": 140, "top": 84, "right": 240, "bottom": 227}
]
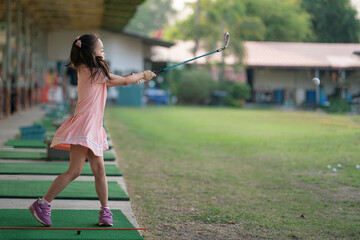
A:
[
  {"left": 91, "top": 162, "right": 105, "bottom": 177},
  {"left": 66, "top": 169, "right": 82, "bottom": 180},
  {"left": 88, "top": 151, "right": 105, "bottom": 177}
]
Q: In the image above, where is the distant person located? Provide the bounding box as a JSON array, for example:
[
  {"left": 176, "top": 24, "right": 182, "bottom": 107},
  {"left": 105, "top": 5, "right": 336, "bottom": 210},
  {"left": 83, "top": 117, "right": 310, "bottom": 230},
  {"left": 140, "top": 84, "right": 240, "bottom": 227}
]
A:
[
  {"left": 29, "top": 33, "right": 156, "bottom": 227},
  {"left": 66, "top": 67, "right": 78, "bottom": 112},
  {"left": 47, "top": 71, "right": 63, "bottom": 104}
]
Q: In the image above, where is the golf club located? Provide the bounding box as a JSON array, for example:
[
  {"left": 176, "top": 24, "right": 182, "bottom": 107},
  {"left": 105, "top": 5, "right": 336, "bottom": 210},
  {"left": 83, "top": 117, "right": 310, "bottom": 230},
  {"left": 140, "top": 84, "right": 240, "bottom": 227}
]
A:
[
  {"left": 155, "top": 32, "right": 230, "bottom": 74},
  {"left": 137, "top": 32, "right": 230, "bottom": 84}
]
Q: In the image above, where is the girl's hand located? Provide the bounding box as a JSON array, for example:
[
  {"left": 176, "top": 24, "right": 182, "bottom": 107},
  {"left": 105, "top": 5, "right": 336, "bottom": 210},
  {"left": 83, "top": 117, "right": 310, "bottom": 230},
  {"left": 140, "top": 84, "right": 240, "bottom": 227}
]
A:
[{"left": 143, "top": 70, "right": 156, "bottom": 81}]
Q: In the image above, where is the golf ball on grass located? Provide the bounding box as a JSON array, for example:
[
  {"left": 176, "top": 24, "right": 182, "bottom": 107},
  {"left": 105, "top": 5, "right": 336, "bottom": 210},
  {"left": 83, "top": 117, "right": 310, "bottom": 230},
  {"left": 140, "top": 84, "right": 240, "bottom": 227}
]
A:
[{"left": 312, "top": 78, "right": 320, "bottom": 86}]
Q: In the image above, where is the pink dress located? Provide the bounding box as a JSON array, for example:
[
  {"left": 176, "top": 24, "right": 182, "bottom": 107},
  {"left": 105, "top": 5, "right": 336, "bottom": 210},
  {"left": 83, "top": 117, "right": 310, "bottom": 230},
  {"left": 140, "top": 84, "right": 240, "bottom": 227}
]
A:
[{"left": 50, "top": 67, "right": 109, "bottom": 156}]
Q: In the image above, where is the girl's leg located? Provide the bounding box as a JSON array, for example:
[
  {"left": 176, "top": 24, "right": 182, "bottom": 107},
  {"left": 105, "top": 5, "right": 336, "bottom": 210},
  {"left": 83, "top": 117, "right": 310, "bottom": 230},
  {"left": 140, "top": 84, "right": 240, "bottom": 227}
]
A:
[
  {"left": 87, "top": 150, "right": 108, "bottom": 207},
  {"left": 44, "top": 145, "right": 88, "bottom": 202}
]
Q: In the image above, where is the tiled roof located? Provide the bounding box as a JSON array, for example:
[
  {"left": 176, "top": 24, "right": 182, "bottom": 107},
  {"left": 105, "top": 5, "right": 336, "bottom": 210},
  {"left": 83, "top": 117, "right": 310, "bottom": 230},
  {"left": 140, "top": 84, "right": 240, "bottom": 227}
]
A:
[
  {"left": 244, "top": 41, "right": 360, "bottom": 69},
  {"left": 151, "top": 41, "right": 237, "bottom": 64},
  {"left": 152, "top": 40, "right": 360, "bottom": 69}
]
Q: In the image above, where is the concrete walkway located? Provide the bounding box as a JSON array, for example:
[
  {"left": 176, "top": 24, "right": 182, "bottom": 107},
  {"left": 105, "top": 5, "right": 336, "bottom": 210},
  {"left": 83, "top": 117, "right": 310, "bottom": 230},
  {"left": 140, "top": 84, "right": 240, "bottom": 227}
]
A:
[{"left": 0, "top": 105, "right": 140, "bottom": 229}]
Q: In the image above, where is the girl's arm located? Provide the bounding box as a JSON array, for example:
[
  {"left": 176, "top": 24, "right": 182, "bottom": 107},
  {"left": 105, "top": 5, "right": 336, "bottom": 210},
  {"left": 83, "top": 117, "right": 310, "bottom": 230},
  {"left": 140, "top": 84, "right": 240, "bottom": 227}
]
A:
[{"left": 106, "top": 70, "right": 156, "bottom": 87}]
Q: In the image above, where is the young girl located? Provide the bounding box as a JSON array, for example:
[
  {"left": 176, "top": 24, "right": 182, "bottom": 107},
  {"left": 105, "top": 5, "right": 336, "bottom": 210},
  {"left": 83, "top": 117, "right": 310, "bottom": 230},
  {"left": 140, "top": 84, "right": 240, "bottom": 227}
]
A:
[{"left": 29, "top": 33, "right": 156, "bottom": 227}]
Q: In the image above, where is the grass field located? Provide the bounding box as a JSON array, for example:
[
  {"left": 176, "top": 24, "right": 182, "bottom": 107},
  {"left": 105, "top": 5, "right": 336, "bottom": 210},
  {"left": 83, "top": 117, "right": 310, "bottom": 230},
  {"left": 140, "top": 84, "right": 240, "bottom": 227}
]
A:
[{"left": 105, "top": 107, "right": 360, "bottom": 240}]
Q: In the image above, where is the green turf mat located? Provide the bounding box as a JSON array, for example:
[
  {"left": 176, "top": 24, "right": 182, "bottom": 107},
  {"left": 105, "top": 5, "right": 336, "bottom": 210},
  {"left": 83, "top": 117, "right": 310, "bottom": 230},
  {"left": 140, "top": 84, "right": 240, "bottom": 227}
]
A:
[
  {"left": 0, "top": 150, "right": 115, "bottom": 161},
  {"left": 0, "top": 209, "right": 143, "bottom": 239},
  {"left": 48, "top": 151, "right": 115, "bottom": 161},
  {"left": 104, "top": 151, "right": 115, "bottom": 160},
  {"left": 0, "top": 150, "right": 47, "bottom": 160},
  {"left": 0, "top": 162, "right": 122, "bottom": 176},
  {"left": 34, "top": 121, "right": 57, "bottom": 131},
  {"left": 0, "top": 180, "right": 129, "bottom": 200},
  {"left": 5, "top": 139, "right": 47, "bottom": 148},
  {"left": 46, "top": 132, "right": 55, "bottom": 138}
]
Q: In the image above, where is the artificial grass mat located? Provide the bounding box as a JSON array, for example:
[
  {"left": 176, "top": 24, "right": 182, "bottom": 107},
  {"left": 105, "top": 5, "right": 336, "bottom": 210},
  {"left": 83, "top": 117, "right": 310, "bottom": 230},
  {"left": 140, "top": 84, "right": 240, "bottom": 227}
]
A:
[
  {"left": 0, "top": 180, "right": 129, "bottom": 200},
  {"left": 5, "top": 139, "right": 47, "bottom": 148},
  {"left": 0, "top": 150, "right": 46, "bottom": 160},
  {"left": 0, "top": 162, "right": 122, "bottom": 176},
  {"left": 0, "top": 150, "right": 115, "bottom": 161},
  {"left": 0, "top": 209, "right": 144, "bottom": 240}
]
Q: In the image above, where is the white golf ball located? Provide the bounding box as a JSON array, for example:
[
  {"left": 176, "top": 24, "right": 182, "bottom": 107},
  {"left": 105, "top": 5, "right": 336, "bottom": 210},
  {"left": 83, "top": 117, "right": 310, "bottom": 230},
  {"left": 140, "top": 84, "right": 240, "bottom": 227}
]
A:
[
  {"left": 356, "top": 165, "right": 360, "bottom": 169},
  {"left": 327, "top": 165, "right": 331, "bottom": 169},
  {"left": 312, "top": 78, "right": 320, "bottom": 86},
  {"left": 332, "top": 168, "right": 337, "bottom": 173},
  {"left": 337, "top": 163, "right": 342, "bottom": 168}
]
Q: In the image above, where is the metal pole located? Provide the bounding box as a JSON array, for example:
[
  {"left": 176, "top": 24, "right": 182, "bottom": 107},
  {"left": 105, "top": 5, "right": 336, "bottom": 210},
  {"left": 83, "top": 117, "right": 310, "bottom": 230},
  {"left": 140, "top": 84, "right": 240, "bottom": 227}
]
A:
[
  {"left": 341, "top": 70, "right": 346, "bottom": 99},
  {"left": 16, "top": 0, "right": 23, "bottom": 112},
  {"left": 24, "top": 12, "right": 30, "bottom": 109},
  {"left": 5, "top": 0, "right": 12, "bottom": 116},
  {"left": 31, "top": 28, "right": 36, "bottom": 106},
  {"left": 315, "top": 69, "right": 319, "bottom": 106}
]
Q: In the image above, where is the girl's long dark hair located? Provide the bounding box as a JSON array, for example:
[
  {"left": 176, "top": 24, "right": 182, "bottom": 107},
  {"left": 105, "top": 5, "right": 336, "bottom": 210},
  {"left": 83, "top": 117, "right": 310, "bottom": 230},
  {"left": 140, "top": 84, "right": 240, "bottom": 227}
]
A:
[{"left": 66, "top": 34, "right": 111, "bottom": 82}]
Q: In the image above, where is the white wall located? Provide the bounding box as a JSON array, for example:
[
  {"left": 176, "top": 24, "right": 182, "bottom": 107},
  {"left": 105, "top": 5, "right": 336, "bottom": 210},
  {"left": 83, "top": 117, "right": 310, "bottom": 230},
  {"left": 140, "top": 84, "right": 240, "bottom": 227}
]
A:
[
  {"left": 346, "top": 71, "right": 360, "bottom": 95},
  {"left": 47, "top": 29, "right": 144, "bottom": 74},
  {"left": 254, "top": 69, "right": 315, "bottom": 91},
  {"left": 252, "top": 68, "right": 360, "bottom": 104}
]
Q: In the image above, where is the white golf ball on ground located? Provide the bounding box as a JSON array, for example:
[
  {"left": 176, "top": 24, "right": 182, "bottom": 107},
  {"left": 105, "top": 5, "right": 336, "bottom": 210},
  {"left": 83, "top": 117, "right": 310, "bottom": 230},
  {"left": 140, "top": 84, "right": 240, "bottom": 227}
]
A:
[{"left": 312, "top": 77, "right": 320, "bottom": 86}]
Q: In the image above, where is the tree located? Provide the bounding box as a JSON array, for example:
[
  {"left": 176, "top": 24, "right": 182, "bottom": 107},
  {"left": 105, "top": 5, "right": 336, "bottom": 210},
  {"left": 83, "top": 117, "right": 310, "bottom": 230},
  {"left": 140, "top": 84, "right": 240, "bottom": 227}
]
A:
[
  {"left": 165, "top": 0, "right": 312, "bottom": 80},
  {"left": 125, "top": 0, "right": 177, "bottom": 37},
  {"left": 165, "top": 0, "right": 256, "bottom": 80},
  {"left": 302, "top": 0, "right": 360, "bottom": 43},
  {"left": 243, "top": 0, "right": 312, "bottom": 42}
]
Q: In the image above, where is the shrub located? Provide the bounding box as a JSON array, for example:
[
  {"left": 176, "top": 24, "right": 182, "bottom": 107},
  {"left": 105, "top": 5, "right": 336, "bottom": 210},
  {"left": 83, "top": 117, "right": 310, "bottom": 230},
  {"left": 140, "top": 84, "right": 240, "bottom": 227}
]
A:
[
  {"left": 325, "top": 98, "right": 351, "bottom": 113},
  {"left": 232, "top": 82, "right": 251, "bottom": 100},
  {"left": 177, "top": 69, "right": 216, "bottom": 104},
  {"left": 212, "top": 81, "right": 251, "bottom": 108}
]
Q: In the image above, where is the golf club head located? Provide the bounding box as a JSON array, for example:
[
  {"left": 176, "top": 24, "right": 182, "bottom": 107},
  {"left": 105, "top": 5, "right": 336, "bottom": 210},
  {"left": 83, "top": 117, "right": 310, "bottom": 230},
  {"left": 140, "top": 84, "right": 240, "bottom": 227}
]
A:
[{"left": 224, "top": 32, "right": 230, "bottom": 48}]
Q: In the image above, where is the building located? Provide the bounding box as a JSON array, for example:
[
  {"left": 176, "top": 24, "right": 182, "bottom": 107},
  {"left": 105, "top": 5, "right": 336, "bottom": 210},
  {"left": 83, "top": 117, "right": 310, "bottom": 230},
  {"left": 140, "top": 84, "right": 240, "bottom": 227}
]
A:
[
  {"left": 244, "top": 41, "right": 360, "bottom": 106},
  {"left": 153, "top": 40, "right": 360, "bottom": 107},
  {"left": 0, "top": 0, "right": 173, "bottom": 118}
]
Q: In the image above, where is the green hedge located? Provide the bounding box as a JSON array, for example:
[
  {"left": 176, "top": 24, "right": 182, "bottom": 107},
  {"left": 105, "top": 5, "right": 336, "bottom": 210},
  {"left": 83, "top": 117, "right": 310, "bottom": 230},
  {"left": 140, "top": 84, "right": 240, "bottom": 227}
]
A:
[{"left": 177, "top": 69, "right": 216, "bottom": 104}]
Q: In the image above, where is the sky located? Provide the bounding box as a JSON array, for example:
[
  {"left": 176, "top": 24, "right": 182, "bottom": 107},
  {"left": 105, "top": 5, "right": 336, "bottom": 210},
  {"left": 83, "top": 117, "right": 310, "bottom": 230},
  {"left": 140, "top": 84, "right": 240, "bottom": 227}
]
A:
[
  {"left": 173, "top": 0, "right": 360, "bottom": 16},
  {"left": 351, "top": 0, "right": 360, "bottom": 18},
  {"left": 172, "top": 0, "right": 196, "bottom": 11},
  {"left": 172, "top": 0, "right": 196, "bottom": 20},
  {"left": 173, "top": 0, "right": 360, "bottom": 19}
]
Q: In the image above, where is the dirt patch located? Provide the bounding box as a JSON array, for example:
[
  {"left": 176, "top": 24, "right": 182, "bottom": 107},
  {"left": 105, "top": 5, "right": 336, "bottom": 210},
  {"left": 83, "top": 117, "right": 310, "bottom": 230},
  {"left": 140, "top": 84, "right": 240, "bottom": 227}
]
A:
[
  {"left": 293, "top": 180, "right": 360, "bottom": 204},
  {"left": 330, "top": 185, "right": 360, "bottom": 203}
]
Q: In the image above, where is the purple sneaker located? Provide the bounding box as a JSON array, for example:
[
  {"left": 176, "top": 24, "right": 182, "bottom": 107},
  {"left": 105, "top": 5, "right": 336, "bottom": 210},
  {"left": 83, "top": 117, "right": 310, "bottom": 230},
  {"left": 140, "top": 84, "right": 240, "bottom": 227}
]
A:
[
  {"left": 99, "top": 208, "right": 113, "bottom": 226},
  {"left": 29, "top": 198, "right": 52, "bottom": 227}
]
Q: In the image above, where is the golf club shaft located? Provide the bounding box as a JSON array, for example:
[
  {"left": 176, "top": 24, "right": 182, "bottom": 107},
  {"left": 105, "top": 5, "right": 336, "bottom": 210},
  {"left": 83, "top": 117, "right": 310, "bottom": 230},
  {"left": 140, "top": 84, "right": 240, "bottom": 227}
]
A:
[{"left": 154, "top": 49, "right": 222, "bottom": 74}]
